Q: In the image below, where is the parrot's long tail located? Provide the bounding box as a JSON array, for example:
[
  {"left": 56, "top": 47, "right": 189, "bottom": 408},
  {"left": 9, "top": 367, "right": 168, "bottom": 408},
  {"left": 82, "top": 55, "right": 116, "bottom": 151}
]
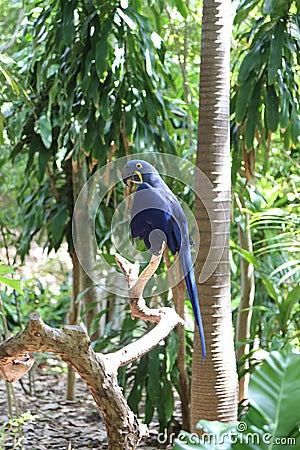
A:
[{"left": 180, "top": 249, "right": 206, "bottom": 362}]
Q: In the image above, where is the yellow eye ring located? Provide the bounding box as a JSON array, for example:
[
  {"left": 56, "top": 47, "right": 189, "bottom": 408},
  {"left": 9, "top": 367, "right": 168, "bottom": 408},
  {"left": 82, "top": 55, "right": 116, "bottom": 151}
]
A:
[{"left": 136, "top": 162, "right": 143, "bottom": 169}]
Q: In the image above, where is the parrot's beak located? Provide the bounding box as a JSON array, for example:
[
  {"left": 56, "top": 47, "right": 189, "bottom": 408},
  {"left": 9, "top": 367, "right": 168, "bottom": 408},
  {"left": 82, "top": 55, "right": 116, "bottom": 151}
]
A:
[
  {"left": 123, "top": 176, "right": 130, "bottom": 186},
  {"left": 122, "top": 167, "right": 143, "bottom": 185}
]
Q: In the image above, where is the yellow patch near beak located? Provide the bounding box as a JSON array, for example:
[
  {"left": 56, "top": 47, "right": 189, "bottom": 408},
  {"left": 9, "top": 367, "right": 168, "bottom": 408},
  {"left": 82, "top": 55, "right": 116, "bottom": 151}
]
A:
[{"left": 134, "top": 170, "right": 143, "bottom": 182}]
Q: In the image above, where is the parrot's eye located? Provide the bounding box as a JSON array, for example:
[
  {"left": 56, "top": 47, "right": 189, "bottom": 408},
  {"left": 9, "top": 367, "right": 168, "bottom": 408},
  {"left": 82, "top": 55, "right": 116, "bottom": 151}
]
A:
[{"left": 136, "top": 162, "right": 143, "bottom": 169}]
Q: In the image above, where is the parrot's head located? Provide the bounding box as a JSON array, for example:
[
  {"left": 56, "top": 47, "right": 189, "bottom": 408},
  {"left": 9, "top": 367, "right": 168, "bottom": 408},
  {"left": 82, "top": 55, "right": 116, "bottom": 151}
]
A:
[{"left": 122, "top": 160, "right": 158, "bottom": 186}]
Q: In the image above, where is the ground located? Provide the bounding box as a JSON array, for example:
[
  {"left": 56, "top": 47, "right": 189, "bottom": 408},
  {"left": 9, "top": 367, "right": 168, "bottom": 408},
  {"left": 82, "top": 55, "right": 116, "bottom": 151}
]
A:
[{"left": 0, "top": 356, "right": 176, "bottom": 450}]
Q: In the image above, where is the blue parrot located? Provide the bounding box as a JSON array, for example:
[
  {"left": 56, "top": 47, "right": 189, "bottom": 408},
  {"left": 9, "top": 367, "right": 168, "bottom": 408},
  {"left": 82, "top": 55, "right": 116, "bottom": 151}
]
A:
[{"left": 122, "top": 159, "right": 206, "bottom": 361}]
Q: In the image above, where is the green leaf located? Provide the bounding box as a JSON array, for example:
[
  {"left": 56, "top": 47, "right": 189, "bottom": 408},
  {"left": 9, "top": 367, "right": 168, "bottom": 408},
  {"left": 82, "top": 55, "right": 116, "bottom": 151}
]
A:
[
  {"left": 75, "top": 286, "right": 94, "bottom": 305},
  {"left": 265, "top": 84, "right": 279, "bottom": 132},
  {"left": 95, "top": 40, "right": 108, "bottom": 79},
  {"left": 268, "top": 21, "right": 284, "bottom": 85},
  {"left": 160, "top": 380, "right": 174, "bottom": 423},
  {"left": 38, "top": 115, "right": 52, "bottom": 149},
  {"left": 48, "top": 79, "right": 59, "bottom": 116},
  {"left": 147, "top": 347, "right": 160, "bottom": 403},
  {"left": 0, "top": 276, "right": 24, "bottom": 296},
  {"left": 238, "top": 46, "right": 262, "bottom": 84},
  {"left": 279, "top": 88, "right": 290, "bottom": 129},
  {"left": 263, "top": 0, "right": 288, "bottom": 17},
  {"left": 157, "top": 374, "right": 175, "bottom": 429},
  {"left": 0, "top": 265, "right": 14, "bottom": 275},
  {"left": 234, "top": 0, "right": 261, "bottom": 25},
  {"left": 0, "top": 63, "right": 20, "bottom": 96},
  {"left": 249, "top": 350, "right": 300, "bottom": 439},
  {"left": 166, "top": 332, "right": 179, "bottom": 373},
  {"left": 261, "top": 276, "right": 279, "bottom": 301},
  {"left": 245, "top": 78, "right": 262, "bottom": 149},
  {"left": 38, "top": 147, "right": 50, "bottom": 181},
  {"left": 144, "top": 394, "right": 155, "bottom": 424},
  {"left": 174, "top": 0, "right": 188, "bottom": 19},
  {"left": 231, "top": 124, "right": 242, "bottom": 186},
  {"left": 50, "top": 206, "right": 67, "bottom": 247},
  {"left": 63, "top": 0, "right": 76, "bottom": 45},
  {"left": 230, "top": 240, "right": 259, "bottom": 268},
  {"left": 127, "top": 357, "right": 147, "bottom": 412},
  {"left": 235, "top": 76, "right": 257, "bottom": 124},
  {"left": 117, "top": 8, "right": 136, "bottom": 30},
  {"left": 230, "top": 350, "right": 300, "bottom": 449},
  {"left": 270, "top": 259, "right": 300, "bottom": 278},
  {"left": 173, "top": 350, "right": 300, "bottom": 450},
  {"left": 283, "top": 122, "right": 291, "bottom": 150},
  {"left": 277, "top": 265, "right": 300, "bottom": 285},
  {"left": 95, "top": 16, "right": 112, "bottom": 79},
  {"left": 0, "top": 111, "right": 4, "bottom": 144},
  {"left": 281, "top": 286, "right": 300, "bottom": 326},
  {"left": 291, "top": 105, "right": 300, "bottom": 144},
  {"left": 88, "top": 73, "right": 100, "bottom": 105}
]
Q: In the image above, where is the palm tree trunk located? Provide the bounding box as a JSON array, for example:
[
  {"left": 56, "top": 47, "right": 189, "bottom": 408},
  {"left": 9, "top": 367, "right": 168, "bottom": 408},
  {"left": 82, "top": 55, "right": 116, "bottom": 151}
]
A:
[{"left": 190, "top": 0, "right": 238, "bottom": 430}]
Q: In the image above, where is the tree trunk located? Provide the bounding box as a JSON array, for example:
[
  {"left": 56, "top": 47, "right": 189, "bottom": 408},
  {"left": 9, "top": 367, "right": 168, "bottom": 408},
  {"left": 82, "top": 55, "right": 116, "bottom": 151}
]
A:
[
  {"left": 236, "top": 213, "right": 255, "bottom": 402},
  {"left": 190, "top": 0, "right": 238, "bottom": 430},
  {"left": 68, "top": 249, "right": 81, "bottom": 326},
  {"left": 72, "top": 158, "right": 101, "bottom": 340},
  {"left": 67, "top": 249, "right": 81, "bottom": 400},
  {"left": 67, "top": 158, "right": 101, "bottom": 400}
]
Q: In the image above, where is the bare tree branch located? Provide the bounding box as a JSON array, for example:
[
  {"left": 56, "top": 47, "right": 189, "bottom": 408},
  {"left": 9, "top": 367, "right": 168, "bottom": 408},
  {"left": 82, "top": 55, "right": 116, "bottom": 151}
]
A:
[
  {"left": 110, "top": 243, "right": 184, "bottom": 366},
  {"left": 0, "top": 7, "right": 25, "bottom": 54},
  {"left": 0, "top": 244, "right": 184, "bottom": 449}
]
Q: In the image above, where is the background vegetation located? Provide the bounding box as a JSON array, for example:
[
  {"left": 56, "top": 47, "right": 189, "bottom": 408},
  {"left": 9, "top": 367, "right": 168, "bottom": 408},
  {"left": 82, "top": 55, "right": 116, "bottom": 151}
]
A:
[{"left": 0, "top": 0, "right": 299, "bottom": 447}]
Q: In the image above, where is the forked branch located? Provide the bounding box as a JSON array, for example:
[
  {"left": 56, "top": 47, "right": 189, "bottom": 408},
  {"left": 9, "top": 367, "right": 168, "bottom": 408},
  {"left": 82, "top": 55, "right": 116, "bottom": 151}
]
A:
[
  {"left": 112, "top": 243, "right": 184, "bottom": 366},
  {"left": 0, "top": 244, "right": 184, "bottom": 450}
]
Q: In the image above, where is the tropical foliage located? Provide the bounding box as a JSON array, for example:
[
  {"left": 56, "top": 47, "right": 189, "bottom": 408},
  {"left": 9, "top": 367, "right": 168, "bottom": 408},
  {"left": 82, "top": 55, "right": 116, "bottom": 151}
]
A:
[
  {"left": 231, "top": 0, "right": 300, "bottom": 183},
  {"left": 173, "top": 349, "right": 300, "bottom": 449},
  {"left": 0, "top": 0, "right": 299, "bottom": 445}
]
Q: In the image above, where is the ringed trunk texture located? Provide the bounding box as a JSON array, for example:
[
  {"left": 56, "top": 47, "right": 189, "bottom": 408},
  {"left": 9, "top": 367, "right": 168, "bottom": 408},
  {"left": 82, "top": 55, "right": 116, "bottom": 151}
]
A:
[{"left": 191, "top": 0, "right": 238, "bottom": 430}]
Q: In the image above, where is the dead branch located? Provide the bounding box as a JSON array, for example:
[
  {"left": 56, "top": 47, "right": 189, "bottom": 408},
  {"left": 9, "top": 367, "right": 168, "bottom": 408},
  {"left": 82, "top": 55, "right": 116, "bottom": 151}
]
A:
[
  {"left": 111, "top": 243, "right": 184, "bottom": 366},
  {"left": 0, "top": 244, "right": 184, "bottom": 450},
  {"left": 0, "top": 7, "right": 25, "bottom": 54}
]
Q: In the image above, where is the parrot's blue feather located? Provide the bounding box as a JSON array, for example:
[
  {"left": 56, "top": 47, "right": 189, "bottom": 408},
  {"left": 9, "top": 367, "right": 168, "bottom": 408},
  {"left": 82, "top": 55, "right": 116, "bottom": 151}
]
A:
[
  {"left": 179, "top": 244, "right": 206, "bottom": 362},
  {"left": 122, "top": 161, "right": 206, "bottom": 361}
]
